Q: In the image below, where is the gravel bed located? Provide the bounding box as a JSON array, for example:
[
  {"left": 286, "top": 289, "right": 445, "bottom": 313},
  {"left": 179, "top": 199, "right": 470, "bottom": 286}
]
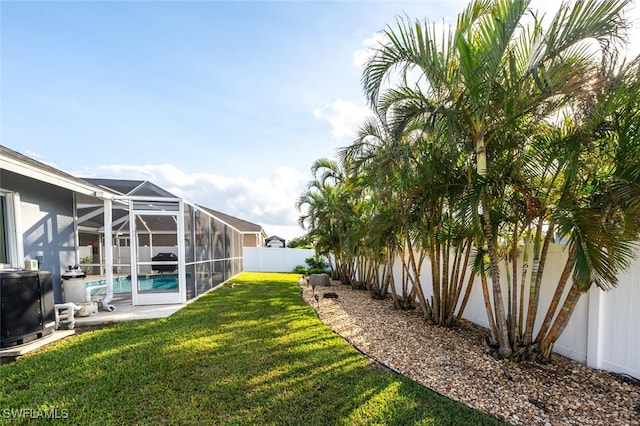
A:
[{"left": 300, "top": 279, "right": 640, "bottom": 425}]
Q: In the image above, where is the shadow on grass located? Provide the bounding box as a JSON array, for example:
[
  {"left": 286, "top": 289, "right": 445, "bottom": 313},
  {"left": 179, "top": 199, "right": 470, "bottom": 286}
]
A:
[{"left": 0, "top": 272, "right": 507, "bottom": 425}]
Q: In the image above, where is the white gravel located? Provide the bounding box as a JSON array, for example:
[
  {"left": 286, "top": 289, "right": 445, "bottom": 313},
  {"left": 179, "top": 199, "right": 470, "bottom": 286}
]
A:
[{"left": 300, "top": 280, "right": 640, "bottom": 426}]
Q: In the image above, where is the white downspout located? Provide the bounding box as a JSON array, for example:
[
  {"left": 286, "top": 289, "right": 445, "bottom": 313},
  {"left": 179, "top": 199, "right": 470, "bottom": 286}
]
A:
[
  {"left": 177, "top": 200, "right": 186, "bottom": 303},
  {"left": 101, "top": 197, "right": 115, "bottom": 310},
  {"left": 130, "top": 200, "right": 138, "bottom": 306}
]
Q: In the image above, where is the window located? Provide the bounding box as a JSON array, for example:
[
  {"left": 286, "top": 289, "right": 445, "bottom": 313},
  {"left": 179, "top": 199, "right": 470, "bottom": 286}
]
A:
[
  {"left": 0, "top": 195, "right": 7, "bottom": 264},
  {"left": 0, "top": 190, "right": 20, "bottom": 268}
]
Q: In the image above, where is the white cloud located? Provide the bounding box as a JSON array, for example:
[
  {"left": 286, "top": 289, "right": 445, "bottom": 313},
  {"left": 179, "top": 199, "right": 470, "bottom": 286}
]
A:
[
  {"left": 353, "top": 32, "right": 387, "bottom": 68},
  {"left": 79, "top": 163, "right": 309, "bottom": 241},
  {"left": 313, "top": 99, "right": 371, "bottom": 142}
]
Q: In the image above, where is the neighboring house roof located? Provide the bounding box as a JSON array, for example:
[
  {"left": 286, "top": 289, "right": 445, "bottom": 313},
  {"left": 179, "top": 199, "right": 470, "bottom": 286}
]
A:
[
  {"left": 0, "top": 145, "right": 112, "bottom": 196},
  {"left": 265, "top": 235, "right": 286, "bottom": 248},
  {"left": 198, "top": 206, "right": 266, "bottom": 235},
  {"left": 265, "top": 235, "right": 285, "bottom": 243}
]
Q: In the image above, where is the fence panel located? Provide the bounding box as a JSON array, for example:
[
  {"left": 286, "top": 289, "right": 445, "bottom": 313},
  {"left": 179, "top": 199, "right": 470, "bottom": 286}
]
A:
[
  {"left": 243, "top": 247, "right": 315, "bottom": 273},
  {"left": 596, "top": 258, "right": 640, "bottom": 379},
  {"left": 388, "top": 244, "right": 639, "bottom": 378}
]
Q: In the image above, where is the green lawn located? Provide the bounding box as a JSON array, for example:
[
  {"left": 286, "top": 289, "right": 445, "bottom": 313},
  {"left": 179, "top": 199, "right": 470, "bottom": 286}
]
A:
[{"left": 0, "top": 272, "right": 507, "bottom": 425}]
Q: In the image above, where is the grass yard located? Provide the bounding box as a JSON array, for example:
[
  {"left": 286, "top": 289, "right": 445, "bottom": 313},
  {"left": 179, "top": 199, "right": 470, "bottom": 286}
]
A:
[{"left": 0, "top": 272, "right": 507, "bottom": 425}]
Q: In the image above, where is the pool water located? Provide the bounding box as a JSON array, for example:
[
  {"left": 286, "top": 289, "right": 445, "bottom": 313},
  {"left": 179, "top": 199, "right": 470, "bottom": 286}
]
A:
[{"left": 88, "top": 274, "right": 179, "bottom": 294}]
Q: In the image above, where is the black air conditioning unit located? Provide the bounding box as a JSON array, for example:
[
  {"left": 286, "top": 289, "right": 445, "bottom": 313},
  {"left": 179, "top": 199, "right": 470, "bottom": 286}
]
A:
[{"left": 1, "top": 271, "right": 55, "bottom": 348}]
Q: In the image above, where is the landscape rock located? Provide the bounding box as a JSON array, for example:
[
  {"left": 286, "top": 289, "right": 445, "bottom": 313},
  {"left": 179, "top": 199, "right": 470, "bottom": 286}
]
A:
[
  {"left": 300, "top": 280, "right": 640, "bottom": 426},
  {"left": 308, "top": 273, "right": 331, "bottom": 287}
]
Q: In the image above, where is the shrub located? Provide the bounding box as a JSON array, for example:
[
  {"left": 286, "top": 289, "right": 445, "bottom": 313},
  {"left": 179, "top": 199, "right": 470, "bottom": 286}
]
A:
[
  {"left": 293, "top": 265, "right": 308, "bottom": 274},
  {"left": 292, "top": 255, "right": 329, "bottom": 275}
]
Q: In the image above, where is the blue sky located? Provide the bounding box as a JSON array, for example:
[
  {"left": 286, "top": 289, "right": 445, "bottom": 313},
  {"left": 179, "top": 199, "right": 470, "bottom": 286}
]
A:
[{"left": 2, "top": 0, "right": 639, "bottom": 241}]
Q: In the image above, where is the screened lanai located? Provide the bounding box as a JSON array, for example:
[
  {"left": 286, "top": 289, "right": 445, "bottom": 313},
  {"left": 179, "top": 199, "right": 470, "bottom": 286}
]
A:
[{"left": 76, "top": 179, "right": 243, "bottom": 306}]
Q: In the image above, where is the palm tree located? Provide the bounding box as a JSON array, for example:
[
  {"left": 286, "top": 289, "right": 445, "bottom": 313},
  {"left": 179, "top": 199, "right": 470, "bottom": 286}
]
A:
[
  {"left": 362, "top": 0, "right": 631, "bottom": 357},
  {"left": 340, "top": 106, "right": 478, "bottom": 324},
  {"left": 297, "top": 159, "right": 348, "bottom": 278},
  {"left": 340, "top": 113, "right": 428, "bottom": 310},
  {"left": 532, "top": 57, "right": 640, "bottom": 357}
]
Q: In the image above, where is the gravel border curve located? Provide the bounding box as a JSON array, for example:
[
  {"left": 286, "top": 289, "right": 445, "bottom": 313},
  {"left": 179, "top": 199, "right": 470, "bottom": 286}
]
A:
[{"left": 300, "top": 280, "right": 640, "bottom": 426}]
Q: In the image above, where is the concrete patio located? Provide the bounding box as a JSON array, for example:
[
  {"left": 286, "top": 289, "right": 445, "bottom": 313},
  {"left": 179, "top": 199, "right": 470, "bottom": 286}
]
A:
[
  {"left": 73, "top": 303, "right": 185, "bottom": 327},
  {"left": 0, "top": 302, "right": 186, "bottom": 362}
]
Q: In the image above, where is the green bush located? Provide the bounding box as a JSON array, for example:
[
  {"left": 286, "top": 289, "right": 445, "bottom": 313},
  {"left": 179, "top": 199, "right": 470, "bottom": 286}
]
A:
[
  {"left": 293, "top": 265, "right": 308, "bottom": 274},
  {"left": 292, "top": 255, "right": 329, "bottom": 275},
  {"left": 305, "top": 255, "right": 328, "bottom": 271}
]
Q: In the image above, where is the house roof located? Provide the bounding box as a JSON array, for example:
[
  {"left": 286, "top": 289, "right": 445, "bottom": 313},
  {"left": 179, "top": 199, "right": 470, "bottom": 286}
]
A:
[
  {"left": 0, "top": 145, "right": 112, "bottom": 197},
  {"left": 81, "top": 178, "right": 144, "bottom": 195},
  {"left": 198, "top": 206, "right": 265, "bottom": 234},
  {"left": 1, "top": 146, "right": 259, "bottom": 235},
  {"left": 78, "top": 180, "right": 259, "bottom": 234},
  {"left": 82, "top": 178, "right": 178, "bottom": 198},
  {"left": 265, "top": 235, "right": 285, "bottom": 242}
]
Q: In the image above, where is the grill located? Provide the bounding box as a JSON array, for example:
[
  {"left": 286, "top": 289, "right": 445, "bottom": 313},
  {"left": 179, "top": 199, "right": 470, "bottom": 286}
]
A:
[{"left": 151, "top": 252, "right": 178, "bottom": 272}]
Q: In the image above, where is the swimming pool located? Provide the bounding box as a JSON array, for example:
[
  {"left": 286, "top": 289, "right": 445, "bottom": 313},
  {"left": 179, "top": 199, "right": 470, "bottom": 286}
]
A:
[{"left": 87, "top": 274, "right": 179, "bottom": 294}]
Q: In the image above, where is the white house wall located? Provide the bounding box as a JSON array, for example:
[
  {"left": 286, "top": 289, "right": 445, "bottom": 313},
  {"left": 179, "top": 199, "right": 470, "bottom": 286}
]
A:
[{"left": 1, "top": 170, "right": 76, "bottom": 303}]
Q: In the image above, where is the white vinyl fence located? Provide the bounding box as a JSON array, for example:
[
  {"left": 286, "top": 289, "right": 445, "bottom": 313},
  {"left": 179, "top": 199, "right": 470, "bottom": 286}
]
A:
[
  {"left": 244, "top": 243, "right": 639, "bottom": 378},
  {"left": 243, "top": 247, "right": 315, "bottom": 273},
  {"left": 389, "top": 243, "right": 640, "bottom": 379}
]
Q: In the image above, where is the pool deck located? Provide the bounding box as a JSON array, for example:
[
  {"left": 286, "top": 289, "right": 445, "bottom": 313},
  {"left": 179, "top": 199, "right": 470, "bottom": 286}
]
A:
[
  {"left": 0, "top": 302, "right": 186, "bottom": 362},
  {"left": 1, "top": 276, "right": 223, "bottom": 362},
  {"left": 74, "top": 303, "right": 185, "bottom": 326},
  {"left": 85, "top": 273, "right": 129, "bottom": 283}
]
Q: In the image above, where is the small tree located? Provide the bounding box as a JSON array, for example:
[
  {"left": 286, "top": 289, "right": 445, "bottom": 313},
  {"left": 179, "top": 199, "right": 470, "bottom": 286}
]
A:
[{"left": 287, "top": 235, "right": 313, "bottom": 249}]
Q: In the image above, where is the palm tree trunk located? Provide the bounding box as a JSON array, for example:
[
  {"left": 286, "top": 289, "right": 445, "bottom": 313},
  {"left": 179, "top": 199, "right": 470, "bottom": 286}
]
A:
[
  {"left": 445, "top": 240, "right": 465, "bottom": 324},
  {"left": 518, "top": 234, "right": 529, "bottom": 339},
  {"left": 523, "top": 221, "right": 554, "bottom": 345},
  {"left": 453, "top": 240, "right": 473, "bottom": 321},
  {"left": 481, "top": 194, "right": 512, "bottom": 357},
  {"left": 535, "top": 245, "right": 577, "bottom": 344},
  {"left": 450, "top": 241, "right": 462, "bottom": 304},
  {"left": 505, "top": 257, "right": 513, "bottom": 343},
  {"left": 389, "top": 263, "right": 400, "bottom": 308},
  {"left": 480, "top": 271, "right": 499, "bottom": 346},
  {"left": 455, "top": 269, "right": 476, "bottom": 320},
  {"left": 400, "top": 252, "right": 407, "bottom": 300},
  {"left": 442, "top": 239, "right": 450, "bottom": 324},
  {"left": 417, "top": 249, "right": 430, "bottom": 313},
  {"left": 405, "top": 227, "right": 429, "bottom": 320},
  {"left": 476, "top": 136, "right": 487, "bottom": 176},
  {"left": 327, "top": 255, "right": 336, "bottom": 279},
  {"left": 382, "top": 249, "right": 394, "bottom": 296},
  {"left": 401, "top": 250, "right": 410, "bottom": 305},
  {"left": 453, "top": 240, "right": 471, "bottom": 300},
  {"left": 475, "top": 129, "right": 510, "bottom": 355},
  {"left": 510, "top": 225, "right": 519, "bottom": 346},
  {"left": 538, "top": 282, "right": 583, "bottom": 358},
  {"left": 379, "top": 255, "right": 393, "bottom": 295},
  {"left": 431, "top": 238, "right": 441, "bottom": 323}
]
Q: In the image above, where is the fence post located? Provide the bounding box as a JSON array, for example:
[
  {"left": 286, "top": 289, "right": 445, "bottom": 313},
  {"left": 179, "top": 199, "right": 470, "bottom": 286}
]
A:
[{"left": 586, "top": 287, "right": 603, "bottom": 370}]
